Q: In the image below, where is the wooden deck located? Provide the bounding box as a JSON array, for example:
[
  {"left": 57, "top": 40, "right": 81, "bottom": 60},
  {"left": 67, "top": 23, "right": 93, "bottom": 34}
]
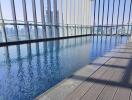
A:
[
  {"left": 36, "top": 42, "right": 132, "bottom": 100},
  {"left": 64, "top": 43, "right": 132, "bottom": 100}
]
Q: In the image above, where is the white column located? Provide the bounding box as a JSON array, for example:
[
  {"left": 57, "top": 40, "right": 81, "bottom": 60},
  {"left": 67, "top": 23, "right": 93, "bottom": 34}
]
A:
[
  {"left": 53, "top": 0, "right": 59, "bottom": 37},
  {"left": 58, "top": 0, "right": 64, "bottom": 37},
  {"left": 58, "top": 0, "right": 63, "bottom": 25},
  {"left": 47, "top": 0, "right": 52, "bottom": 25},
  {"left": 47, "top": 0, "right": 52, "bottom": 37},
  {"left": 67, "top": 0, "right": 70, "bottom": 24},
  {"left": 74, "top": 0, "right": 76, "bottom": 25},
  {"left": 77, "top": 0, "right": 79, "bottom": 25},
  {"left": 88, "top": 0, "right": 92, "bottom": 26},
  {"left": 63, "top": 0, "right": 68, "bottom": 24},
  {"left": 53, "top": 0, "right": 57, "bottom": 25}
]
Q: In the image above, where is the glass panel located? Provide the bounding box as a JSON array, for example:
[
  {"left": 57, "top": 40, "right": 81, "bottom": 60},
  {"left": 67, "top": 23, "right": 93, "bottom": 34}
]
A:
[
  {"left": 5, "top": 25, "right": 16, "bottom": 42},
  {"left": 0, "top": 29, "right": 2, "bottom": 42},
  {"left": 35, "top": 0, "right": 41, "bottom": 23},
  {"left": 29, "top": 25, "right": 36, "bottom": 39},
  {"left": 59, "top": 26, "right": 63, "bottom": 37},
  {"left": 14, "top": 0, "right": 24, "bottom": 21},
  {"left": 76, "top": 26, "right": 80, "bottom": 35},
  {"left": 17, "top": 25, "right": 26, "bottom": 40},
  {"left": 26, "top": 0, "right": 33, "bottom": 22},
  {"left": 68, "top": 26, "right": 71, "bottom": 36},
  {"left": 118, "top": 0, "right": 125, "bottom": 25},
  {"left": 1, "top": 0, "right": 13, "bottom": 20},
  {"left": 38, "top": 26, "right": 43, "bottom": 39}
]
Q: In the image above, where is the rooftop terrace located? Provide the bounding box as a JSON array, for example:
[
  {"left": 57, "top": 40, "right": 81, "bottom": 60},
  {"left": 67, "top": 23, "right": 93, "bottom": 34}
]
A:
[{"left": 0, "top": 0, "right": 132, "bottom": 100}]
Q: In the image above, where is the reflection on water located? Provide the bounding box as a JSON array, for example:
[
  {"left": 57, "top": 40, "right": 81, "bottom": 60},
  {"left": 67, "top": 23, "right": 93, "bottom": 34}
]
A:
[{"left": 0, "top": 36, "right": 128, "bottom": 100}]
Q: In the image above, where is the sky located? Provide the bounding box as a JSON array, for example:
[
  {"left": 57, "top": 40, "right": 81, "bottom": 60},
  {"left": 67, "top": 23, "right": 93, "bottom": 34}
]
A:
[{"left": 0, "top": 0, "right": 132, "bottom": 25}]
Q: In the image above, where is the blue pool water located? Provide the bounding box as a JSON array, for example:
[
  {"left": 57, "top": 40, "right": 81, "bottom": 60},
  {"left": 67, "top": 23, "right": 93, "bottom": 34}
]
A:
[{"left": 0, "top": 36, "right": 128, "bottom": 100}]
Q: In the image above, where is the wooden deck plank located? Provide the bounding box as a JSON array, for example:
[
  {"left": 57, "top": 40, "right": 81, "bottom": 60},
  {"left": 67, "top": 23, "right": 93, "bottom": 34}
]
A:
[
  {"left": 65, "top": 57, "right": 119, "bottom": 100},
  {"left": 90, "top": 53, "right": 132, "bottom": 100},
  {"left": 79, "top": 58, "right": 127, "bottom": 100},
  {"left": 80, "top": 68, "right": 114, "bottom": 100},
  {"left": 65, "top": 43, "right": 132, "bottom": 100},
  {"left": 96, "top": 69, "right": 124, "bottom": 100},
  {"left": 96, "top": 56, "right": 130, "bottom": 100},
  {"left": 130, "top": 62, "right": 132, "bottom": 100},
  {"left": 64, "top": 66, "right": 109, "bottom": 100},
  {"left": 112, "top": 88, "right": 131, "bottom": 100},
  {"left": 112, "top": 59, "right": 132, "bottom": 100},
  {"left": 130, "top": 77, "right": 132, "bottom": 100},
  {"left": 130, "top": 91, "right": 132, "bottom": 100}
]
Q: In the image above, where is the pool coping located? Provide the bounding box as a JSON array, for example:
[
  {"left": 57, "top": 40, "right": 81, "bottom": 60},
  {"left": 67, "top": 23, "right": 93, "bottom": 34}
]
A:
[{"left": 35, "top": 44, "right": 126, "bottom": 100}]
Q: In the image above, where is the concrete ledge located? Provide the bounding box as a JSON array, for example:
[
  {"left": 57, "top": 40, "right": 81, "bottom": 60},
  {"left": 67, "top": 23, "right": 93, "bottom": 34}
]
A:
[{"left": 36, "top": 44, "right": 127, "bottom": 100}]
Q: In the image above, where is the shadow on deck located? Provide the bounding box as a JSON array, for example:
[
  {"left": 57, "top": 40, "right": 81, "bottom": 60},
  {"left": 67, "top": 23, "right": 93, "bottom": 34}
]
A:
[
  {"left": 65, "top": 43, "right": 132, "bottom": 100},
  {"left": 36, "top": 43, "right": 132, "bottom": 100}
]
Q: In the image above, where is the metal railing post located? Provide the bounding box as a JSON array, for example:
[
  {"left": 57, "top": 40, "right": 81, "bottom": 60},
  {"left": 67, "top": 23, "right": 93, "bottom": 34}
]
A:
[
  {"left": 86, "top": 26, "right": 87, "bottom": 35},
  {"left": 75, "top": 25, "right": 76, "bottom": 36},
  {"left": 81, "top": 25, "right": 82, "bottom": 35},
  {"left": 67, "top": 24, "right": 68, "bottom": 37}
]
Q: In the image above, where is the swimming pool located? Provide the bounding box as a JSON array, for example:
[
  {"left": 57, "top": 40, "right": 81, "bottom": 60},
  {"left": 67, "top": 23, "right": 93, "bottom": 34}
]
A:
[{"left": 0, "top": 36, "right": 128, "bottom": 100}]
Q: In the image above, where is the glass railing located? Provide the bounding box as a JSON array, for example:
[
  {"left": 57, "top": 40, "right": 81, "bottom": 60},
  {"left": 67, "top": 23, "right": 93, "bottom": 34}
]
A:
[
  {"left": 0, "top": 21, "right": 92, "bottom": 44},
  {"left": 0, "top": 22, "right": 131, "bottom": 45}
]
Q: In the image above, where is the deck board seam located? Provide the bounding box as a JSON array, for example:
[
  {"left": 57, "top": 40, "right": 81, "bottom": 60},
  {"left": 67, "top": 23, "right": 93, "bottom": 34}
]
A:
[
  {"left": 129, "top": 90, "right": 132, "bottom": 100},
  {"left": 112, "top": 88, "right": 119, "bottom": 100}
]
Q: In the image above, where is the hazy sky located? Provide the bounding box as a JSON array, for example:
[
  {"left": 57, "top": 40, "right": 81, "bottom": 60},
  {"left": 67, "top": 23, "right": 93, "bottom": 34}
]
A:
[{"left": 0, "top": 0, "right": 132, "bottom": 25}]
